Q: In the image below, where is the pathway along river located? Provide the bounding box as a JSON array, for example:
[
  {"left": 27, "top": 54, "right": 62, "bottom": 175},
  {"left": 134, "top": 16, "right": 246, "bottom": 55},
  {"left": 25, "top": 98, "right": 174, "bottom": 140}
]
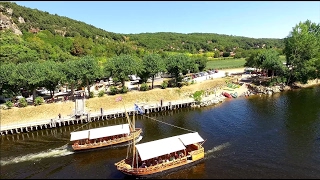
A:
[{"left": 1, "top": 85, "right": 320, "bottom": 179}]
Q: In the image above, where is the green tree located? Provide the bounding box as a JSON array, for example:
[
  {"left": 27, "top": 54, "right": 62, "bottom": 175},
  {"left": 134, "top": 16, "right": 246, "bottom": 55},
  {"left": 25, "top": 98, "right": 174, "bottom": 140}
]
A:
[
  {"left": 138, "top": 53, "right": 166, "bottom": 89},
  {"left": 165, "top": 53, "right": 191, "bottom": 85},
  {"left": 0, "top": 62, "right": 20, "bottom": 98},
  {"left": 41, "top": 60, "right": 64, "bottom": 98},
  {"left": 13, "top": 61, "right": 46, "bottom": 103},
  {"left": 259, "top": 49, "right": 285, "bottom": 79},
  {"left": 192, "top": 56, "right": 208, "bottom": 72},
  {"left": 75, "top": 56, "right": 102, "bottom": 97},
  {"left": 61, "top": 59, "right": 82, "bottom": 98},
  {"left": 244, "top": 50, "right": 263, "bottom": 69},
  {"left": 104, "top": 54, "right": 141, "bottom": 87},
  {"left": 283, "top": 20, "right": 320, "bottom": 84}
]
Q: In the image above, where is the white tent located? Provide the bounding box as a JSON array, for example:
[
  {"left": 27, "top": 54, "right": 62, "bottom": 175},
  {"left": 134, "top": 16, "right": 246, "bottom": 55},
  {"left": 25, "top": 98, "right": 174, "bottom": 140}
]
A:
[
  {"left": 70, "top": 124, "right": 130, "bottom": 141},
  {"left": 70, "top": 130, "right": 89, "bottom": 141},
  {"left": 89, "top": 124, "right": 130, "bottom": 140},
  {"left": 176, "top": 132, "right": 204, "bottom": 146},
  {"left": 135, "top": 132, "right": 204, "bottom": 161}
]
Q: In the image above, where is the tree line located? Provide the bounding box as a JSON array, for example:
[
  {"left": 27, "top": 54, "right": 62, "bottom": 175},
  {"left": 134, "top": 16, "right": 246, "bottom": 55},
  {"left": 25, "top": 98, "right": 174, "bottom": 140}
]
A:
[
  {"left": 0, "top": 53, "right": 208, "bottom": 102},
  {"left": 244, "top": 20, "right": 320, "bottom": 85}
]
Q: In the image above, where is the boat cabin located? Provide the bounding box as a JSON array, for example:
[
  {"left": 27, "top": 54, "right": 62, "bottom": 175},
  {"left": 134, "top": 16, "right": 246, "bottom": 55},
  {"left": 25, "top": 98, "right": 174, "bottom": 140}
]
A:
[
  {"left": 70, "top": 124, "right": 131, "bottom": 149},
  {"left": 121, "top": 132, "right": 205, "bottom": 169}
]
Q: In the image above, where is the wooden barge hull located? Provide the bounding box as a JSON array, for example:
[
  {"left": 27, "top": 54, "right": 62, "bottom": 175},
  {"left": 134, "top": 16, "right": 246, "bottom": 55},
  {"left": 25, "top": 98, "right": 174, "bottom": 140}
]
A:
[
  {"left": 71, "top": 128, "right": 142, "bottom": 151},
  {"left": 116, "top": 147, "right": 204, "bottom": 177}
]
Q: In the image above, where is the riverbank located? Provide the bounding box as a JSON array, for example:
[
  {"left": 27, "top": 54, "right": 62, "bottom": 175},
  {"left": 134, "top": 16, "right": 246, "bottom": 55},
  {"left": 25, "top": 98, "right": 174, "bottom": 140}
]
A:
[
  {"left": 1, "top": 68, "right": 319, "bottom": 127},
  {"left": 0, "top": 77, "right": 229, "bottom": 127}
]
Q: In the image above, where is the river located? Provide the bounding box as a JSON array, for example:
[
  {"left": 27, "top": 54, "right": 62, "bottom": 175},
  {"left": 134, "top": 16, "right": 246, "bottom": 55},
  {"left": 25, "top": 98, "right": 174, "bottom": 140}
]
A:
[{"left": 1, "top": 85, "right": 320, "bottom": 179}]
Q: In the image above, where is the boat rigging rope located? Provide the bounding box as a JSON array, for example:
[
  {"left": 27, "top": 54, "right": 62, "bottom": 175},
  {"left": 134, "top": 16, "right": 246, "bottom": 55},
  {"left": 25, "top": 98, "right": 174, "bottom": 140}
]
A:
[
  {"left": 142, "top": 114, "right": 196, "bottom": 133},
  {"left": 71, "top": 118, "right": 91, "bottom": 132}
]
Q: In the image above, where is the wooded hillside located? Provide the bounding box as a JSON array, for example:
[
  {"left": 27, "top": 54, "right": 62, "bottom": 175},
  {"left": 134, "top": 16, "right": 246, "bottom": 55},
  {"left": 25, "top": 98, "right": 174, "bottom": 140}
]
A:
[{"left": 0, "top": 1, "right": 284, "bottom": 64}]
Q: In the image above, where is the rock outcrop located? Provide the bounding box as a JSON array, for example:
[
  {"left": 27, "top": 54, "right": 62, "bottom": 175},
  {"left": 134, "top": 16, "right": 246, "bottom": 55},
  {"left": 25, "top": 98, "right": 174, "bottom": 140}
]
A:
[
  {"left": 0, "top": 11, "right": 22, "bottom": 35},
  {"left": 248, "top": 83, "right": 291, "bottom": 95}
]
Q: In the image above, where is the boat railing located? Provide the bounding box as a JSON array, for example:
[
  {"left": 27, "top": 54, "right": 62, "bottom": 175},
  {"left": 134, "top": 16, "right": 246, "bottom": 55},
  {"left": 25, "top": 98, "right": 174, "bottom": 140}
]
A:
[
  {"left": 79, "top": 129, "right": 142, "bottom": 148},
  {"left": 128, "top": 156, "right": 188, "bottom": 173},
  {"left": 188, "top": 147, "right": 204, "bottom": 155}
]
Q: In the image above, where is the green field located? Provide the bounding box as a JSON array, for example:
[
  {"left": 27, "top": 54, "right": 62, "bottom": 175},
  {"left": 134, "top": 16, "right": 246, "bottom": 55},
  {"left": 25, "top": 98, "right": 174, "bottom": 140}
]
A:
[
  {"left": 205, "top": 55, "right": 286, "bottom": 70},
  {"left": 205, "top": 58, "right": 246, "bottom": 70}
]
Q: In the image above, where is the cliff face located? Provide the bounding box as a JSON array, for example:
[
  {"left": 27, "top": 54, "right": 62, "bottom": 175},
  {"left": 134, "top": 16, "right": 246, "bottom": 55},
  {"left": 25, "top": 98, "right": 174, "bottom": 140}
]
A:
[{"left": 0, "top": 5, "right": 22, "bottom": 35}]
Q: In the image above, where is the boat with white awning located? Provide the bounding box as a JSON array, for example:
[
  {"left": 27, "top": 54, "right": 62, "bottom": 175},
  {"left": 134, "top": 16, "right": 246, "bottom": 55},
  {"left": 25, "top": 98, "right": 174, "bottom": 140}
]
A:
[
  {"left": 115, "top": 132, "right": 205, "bottom": 177},
  {"left": 70, "top": 123, "right": 142, "bottom": 151}
]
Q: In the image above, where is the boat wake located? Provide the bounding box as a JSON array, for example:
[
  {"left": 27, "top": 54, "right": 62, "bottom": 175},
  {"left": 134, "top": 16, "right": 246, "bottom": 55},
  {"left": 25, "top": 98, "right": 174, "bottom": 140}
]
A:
[
  {"left": 0, "top": 144, "right": 74, "bottom": 166},
  {"left": 204, "top": 142, "right": 231, "bottom": 160}
]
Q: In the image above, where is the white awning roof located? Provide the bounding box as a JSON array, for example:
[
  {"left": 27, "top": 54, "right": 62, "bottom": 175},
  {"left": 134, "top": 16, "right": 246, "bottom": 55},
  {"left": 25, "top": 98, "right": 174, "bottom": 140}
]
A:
[
  {"left": 177, "top": 132, "right": 204, "bottom": 146},
  {"left": 135, "top": 132, "right": 204, "bottom": 161},
  {"left": 136, "top": 136, "right": 186, "bottom": 161},
  {"left": 70, "top": 130, "right": 89, "bottom": 141},
  {"left": 89, "top": 124, "right": 130, "bottom": 140},
  {"left": 70, "top": 124, "right": 130, "bottom": 141}
]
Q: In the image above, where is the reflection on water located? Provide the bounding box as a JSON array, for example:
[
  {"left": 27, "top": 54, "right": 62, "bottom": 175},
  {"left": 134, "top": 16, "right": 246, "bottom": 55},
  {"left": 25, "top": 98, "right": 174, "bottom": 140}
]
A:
[{"left": 1, "top": 85, "right": 320, "bottom": 179}]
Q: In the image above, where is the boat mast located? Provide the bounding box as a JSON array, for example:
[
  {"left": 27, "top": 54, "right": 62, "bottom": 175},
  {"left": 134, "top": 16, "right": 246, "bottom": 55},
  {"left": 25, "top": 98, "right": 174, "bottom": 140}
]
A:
[
  {"left": 131, "top": 111, "right": 135, "bottom": 168},
  {"left": 125, "top": 110, "right": 133, "bottom": 131}
]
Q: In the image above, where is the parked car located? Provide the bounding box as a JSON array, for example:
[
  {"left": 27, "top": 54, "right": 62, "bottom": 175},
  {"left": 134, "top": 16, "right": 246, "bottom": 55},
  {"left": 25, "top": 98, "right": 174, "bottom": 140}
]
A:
[
  {"left": 128, "top": 75, "right": 141, "bottom": 81},
  {"left": 202, "top": 72, "right": 209, "bottom": 76},
  {"left": 128, "top": 75, "right": 137, "bottom": 81}
]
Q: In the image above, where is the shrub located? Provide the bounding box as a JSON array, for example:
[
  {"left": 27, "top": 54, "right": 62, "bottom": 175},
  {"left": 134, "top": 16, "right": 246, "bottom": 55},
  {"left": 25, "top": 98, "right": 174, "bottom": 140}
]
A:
[
  {"left": 89, "top": 91, "right": 94, "bottom": 98},
  {"left": 192, "top": 90, "right": 204, "bottom": 103},
  {"left": 5, "top": 101, "right": 13, "bottom": 109},
  {"left": 19, "top": 98, "right": 28, "bottom": 107},
  {"left": 161, "top": 81, "right": 168, "bottom": 89},
  {"left": 98, "top": 90, "right": 105, "bottom": 97},
  {"left": 168, "top": 79, "right": 176, "bottom": 87},
  {"left": 140, "top": 83, "right": 149, "bottom": 91},
  {"left": 266, "top": 77, "right": 287, "bottom": 86},
  {"left": 34, "top": 96, "right": 44, "bottom": 106},
  {"left": 120, "top": 86, "right": 129, "bottom": 94},
  {"left": 222, "top": 52, "right": 230, "bottom": 57},
  {"left": 109, "top": 85, "right": 118, "bottom": 95},
  {"left": 177, "top": 82, "right": 184, "bottom": 88}
]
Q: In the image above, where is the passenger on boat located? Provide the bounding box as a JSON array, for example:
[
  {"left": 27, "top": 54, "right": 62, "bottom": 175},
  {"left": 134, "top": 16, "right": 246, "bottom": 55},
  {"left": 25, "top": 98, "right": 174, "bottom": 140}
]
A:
[
  {"left": 139, "top": 162, "right": 147, "bottom": 168},
  {"left": 166, "top": 154, "right": 170, "bottom": 160},
  {"left": 170, "top": 156, "right": 174, "bottom": 161},
  {"left": 142, "top": 163, "right": 148, "bottom": 168},
  {"left": 74, "top": 141, "right": 79, "bottom": 146}
]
